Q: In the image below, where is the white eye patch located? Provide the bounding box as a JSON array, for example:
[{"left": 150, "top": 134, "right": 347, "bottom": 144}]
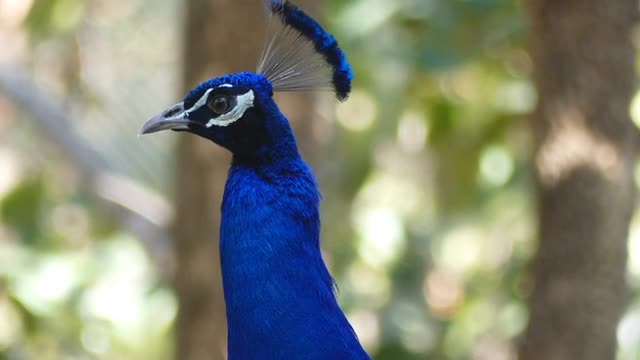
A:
[
  {"left": 184, "top": 84, "right": 235, "bottom": 113},
  {"left": 184, "top": 84, "right": 255, "bottom": 128},
  {"left": 184, "top": 88, "right": 214, "bottom": 114},
  {"left": 206, "top": 90, "right": 255, "bottom": 128}
]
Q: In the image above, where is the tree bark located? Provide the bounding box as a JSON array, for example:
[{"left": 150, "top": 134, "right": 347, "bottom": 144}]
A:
[
  {"left": 521, "top": 1, "right": 638, "bottom": 360},
  {"left": 174, "top": 1, "right": 264, "bottom": 359},
  {"left": 174, "top": 1, "right": 318, "bottom": 359}
]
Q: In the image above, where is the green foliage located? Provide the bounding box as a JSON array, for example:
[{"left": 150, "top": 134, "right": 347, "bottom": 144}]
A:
[
  {"left": 321, "top": 0, "right": 536, "bottom": 358},
  {"left": 25, "top": 0, "right": 85, "bottom": 41},
  {"left": 1, "top": 177, "right": 46, "bottom": 245}
]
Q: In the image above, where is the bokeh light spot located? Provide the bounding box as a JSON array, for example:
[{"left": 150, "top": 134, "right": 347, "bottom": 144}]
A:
[
  {"left": 493, "top": 80, "right": 536, "bottom": 114},
  {"left": 423, "top": 270, "right": 465, "bottom": 319},
  {"left": 346, "top": 261, "right": 391, "bottom": 308},
  {"left": 479, "top": 145, "right": 514, "bottom": 187},
  {"left": 397, "top": 111, "right": 428, "bottom": 153},
  {"left": 336, "top": 90, "right": 377, "bottom": 132},
  {"left": 81, "top": 322, "right": 111, "bottom": 355},
  {"left": 617, "top": 308, "right": 640, "bottom": 351},
  {"left": 353, "top": 207, "right": 406, "bottom": 269},
  {"left": 435, "top": 225, "right": 483, "bottom": 275},
  {"left": 347, "top": 310, "right": 380, "bottom": 353}
]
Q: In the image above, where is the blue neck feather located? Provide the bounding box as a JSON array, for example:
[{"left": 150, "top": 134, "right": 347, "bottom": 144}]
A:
[{"left": 219, "top": 110, "right": 369, "bottom": 359}]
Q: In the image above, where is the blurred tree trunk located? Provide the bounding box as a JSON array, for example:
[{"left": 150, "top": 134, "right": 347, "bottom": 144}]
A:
[
  {"left": 521, "top": 1, "right": 638, "bottom": 360},
  {"left": 174, "top": 1, "right": 318, "bottom": 360}
]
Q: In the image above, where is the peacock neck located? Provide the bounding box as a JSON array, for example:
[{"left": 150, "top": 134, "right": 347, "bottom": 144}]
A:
[{"left": 219, "top": 153, "right": 369, "bottom": 359}]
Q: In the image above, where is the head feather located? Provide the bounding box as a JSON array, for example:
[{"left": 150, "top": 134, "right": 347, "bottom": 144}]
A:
[{"left": 258, "top": 0, "right": 353, "bottom": 101}]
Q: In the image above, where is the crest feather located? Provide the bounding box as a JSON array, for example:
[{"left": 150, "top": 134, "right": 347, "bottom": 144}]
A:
[{"left": 258, "top": 0, "right": 353, "bottom": 101}]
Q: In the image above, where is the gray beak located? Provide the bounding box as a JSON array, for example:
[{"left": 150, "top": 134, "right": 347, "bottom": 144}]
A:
[{"left": 140, "top": 102, "right": 191, "bottom": 135}]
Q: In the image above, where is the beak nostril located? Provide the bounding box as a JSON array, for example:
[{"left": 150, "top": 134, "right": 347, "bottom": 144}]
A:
[
  {"left": 141, "top": 101, "right": 189, "bottom": 135},
  {"left": 164, "top": 107, "right": 182, "bottom": 118}
]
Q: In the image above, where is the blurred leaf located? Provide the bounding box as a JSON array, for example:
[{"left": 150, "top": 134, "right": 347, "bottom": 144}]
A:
[
  {"left": 1, "top": 177, "right": 45, "bottom": 245},
  {"left": 24, "top": 0, "right": 55, "bottom": 37},
  {"left": 25, "top": 0, "right": 85, "bottom": 41},
  {"left": 428, "top": 98, "right": 457, "bottom": 144}
]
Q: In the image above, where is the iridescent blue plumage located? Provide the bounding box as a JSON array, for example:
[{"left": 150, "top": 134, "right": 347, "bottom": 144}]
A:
[
  {"left": 141, "top": 2, "right": 368, "bottom": 359},
  {"left": 222, "top": 133, "right": 368, "bottom": 358}
]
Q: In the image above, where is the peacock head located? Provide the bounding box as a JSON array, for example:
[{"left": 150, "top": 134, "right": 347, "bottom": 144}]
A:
[
  {"left": 140, "top": 72, "right": 277, "bottom": 156},
  {"left": 140, "top": 0, "right": 352, "bottom": 159}
]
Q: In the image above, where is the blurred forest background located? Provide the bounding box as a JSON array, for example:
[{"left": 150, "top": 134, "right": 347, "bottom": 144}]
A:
[{"left": 1, "top": 0, "right": 640, "bottom": 359}]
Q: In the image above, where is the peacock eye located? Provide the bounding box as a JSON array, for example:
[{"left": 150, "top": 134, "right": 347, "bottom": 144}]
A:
[{"left": 207, "top": 94, "right": 236, "bottom": 115}]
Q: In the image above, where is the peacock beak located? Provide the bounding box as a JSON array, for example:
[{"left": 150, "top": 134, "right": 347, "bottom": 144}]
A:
[{"left": 140, "top": 102, "right": 191, "bottom": 135}]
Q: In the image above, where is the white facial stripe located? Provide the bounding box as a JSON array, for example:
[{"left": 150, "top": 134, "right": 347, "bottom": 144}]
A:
[
  {"left": 184, "top": 84, "right": 233, "bottom": 114},
  {"left": 206, "top": 90, "right": 255, "bottom": 128},
  {"left": 185, "top": 88, "right": 214, "bottom": 114}
]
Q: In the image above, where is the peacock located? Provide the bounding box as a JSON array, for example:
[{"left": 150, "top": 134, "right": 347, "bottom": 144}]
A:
[{"left": 141, "top": 1, "right": 370, "bottom": 358}]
